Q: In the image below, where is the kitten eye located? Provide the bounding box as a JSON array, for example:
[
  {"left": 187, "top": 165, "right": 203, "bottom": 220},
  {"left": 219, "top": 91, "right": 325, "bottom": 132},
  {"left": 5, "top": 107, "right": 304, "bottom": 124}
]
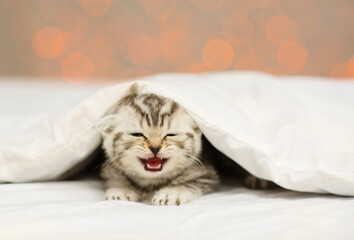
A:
[
  {"left": 129, "top": 132, "right": 144, "bottom": 137},
  {"left": 165, "top": 133, "right": 177, "bottom": 137}
]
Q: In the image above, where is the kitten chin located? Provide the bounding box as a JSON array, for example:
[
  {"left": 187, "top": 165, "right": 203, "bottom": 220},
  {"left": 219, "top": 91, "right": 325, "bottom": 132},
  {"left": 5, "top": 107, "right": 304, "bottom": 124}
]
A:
[{"left": 98, "top": 93, "right": 219, "bottom": 205}]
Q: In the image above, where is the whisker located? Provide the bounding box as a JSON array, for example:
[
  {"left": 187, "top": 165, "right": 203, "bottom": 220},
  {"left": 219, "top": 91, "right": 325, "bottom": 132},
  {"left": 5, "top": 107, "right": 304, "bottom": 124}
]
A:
[
  {"left": 181, "top": 151, "right": 205, "bottom": 169},
  {"left": 98, "top": 152, "right": 125, "bottom": 170}
]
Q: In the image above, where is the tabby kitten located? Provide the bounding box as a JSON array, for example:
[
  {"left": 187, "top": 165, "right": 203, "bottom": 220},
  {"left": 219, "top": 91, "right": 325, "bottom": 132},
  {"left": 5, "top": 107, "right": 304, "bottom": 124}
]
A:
[{"left": 97, "top": 93, "right": 219, "bottom": 205}]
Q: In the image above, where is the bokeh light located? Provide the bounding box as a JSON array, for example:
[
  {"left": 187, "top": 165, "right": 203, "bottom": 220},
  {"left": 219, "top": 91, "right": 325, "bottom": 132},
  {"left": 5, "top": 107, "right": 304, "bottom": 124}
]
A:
[
  {"left": 330, "top": 63, "right": 351, "bottom": 79},
  {"left": 348, "top": 56, "right": 354, "bottom": 78},
  {"left": 202, "top": 39, "right": 234, "bottom": 71},
  {"left": 32, "top": 27, "right": 66, "bottom": 59},
  {"left": 276, "top": 41, "right": 308, "bottom": 74},
  {"left": 80, "top": 0, "right": 112, "bottom": 17},
  {"left": 61, "top": 53, "right": 93, "bottom": 84},
  {"left": 267, "top": 15, "right": 298, "bottom": 46}
]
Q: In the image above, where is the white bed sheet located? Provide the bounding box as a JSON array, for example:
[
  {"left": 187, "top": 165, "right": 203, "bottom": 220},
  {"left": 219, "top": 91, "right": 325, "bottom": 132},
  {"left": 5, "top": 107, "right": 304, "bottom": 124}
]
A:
[{"left": 0, "top": 179, "right": 353, "bottom": 240}]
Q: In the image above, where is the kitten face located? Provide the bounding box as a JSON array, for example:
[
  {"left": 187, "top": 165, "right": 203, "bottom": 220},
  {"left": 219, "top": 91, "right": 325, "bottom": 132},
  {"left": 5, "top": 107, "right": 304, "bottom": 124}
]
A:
[{"left": 99, "top": 94, "right": 202, "bottom": 178}]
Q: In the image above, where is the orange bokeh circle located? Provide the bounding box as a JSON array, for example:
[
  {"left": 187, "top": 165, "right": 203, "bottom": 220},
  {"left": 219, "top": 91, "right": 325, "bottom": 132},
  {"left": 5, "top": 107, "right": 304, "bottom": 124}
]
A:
[
  {"left": 61, "top": 53, "right": 93, "bottom": 84},
  {"left": 330, "top": 63, "right": 351, "bottom": 79},
  {"left": 276, "top": 41, "right": 308, "bottom": 73},
  {"left": 348, "top": 56, "right": 354, "bottom": 78},
  {"left": 202, "top": 39, "right": 234, "bottom": 71},
  {"left": 267, "top": 15, "right": 298, "bottom": 46},
  {"left": 79, "top": 0, "right": 112, "bottom": 17},
  {"left": 32, "top": 26, "right": 65, "bottom": 59},
  {"left": 223, "top": 15, "right": 254, "bottom": 47},
  {"left": 127, "top": 35, "right": 160, "bottom": 66}
]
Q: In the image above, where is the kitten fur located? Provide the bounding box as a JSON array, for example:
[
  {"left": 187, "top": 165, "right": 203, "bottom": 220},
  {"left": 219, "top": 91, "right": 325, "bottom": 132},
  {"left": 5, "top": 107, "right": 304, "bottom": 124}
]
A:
[{"left": 98, "top": 92, "right": 219, "bottom": 205}]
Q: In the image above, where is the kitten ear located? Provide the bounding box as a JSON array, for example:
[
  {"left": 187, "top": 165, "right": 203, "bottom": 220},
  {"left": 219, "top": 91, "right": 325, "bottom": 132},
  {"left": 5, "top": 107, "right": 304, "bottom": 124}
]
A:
[
  {"left": 94, "top": 114, "right": 118, "bottom": 135},
  {"left": 129, "top": 82, "right": 138, "bottom": 95},
  {"left": 104, "top": 83, "right": 139, "bottom": 116}
]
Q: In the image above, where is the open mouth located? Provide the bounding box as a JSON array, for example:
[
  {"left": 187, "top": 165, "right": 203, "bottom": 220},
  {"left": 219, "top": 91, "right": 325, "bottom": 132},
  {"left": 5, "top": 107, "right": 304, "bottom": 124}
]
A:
[{"left": 139, "top": 157, "right": 168, "bottom": 172}]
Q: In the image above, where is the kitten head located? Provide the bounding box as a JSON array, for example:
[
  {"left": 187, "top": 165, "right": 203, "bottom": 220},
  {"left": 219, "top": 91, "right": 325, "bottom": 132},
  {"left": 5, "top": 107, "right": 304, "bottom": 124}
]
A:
[{"left": 97, "top": 93, "right": 202, "bottom": 178}]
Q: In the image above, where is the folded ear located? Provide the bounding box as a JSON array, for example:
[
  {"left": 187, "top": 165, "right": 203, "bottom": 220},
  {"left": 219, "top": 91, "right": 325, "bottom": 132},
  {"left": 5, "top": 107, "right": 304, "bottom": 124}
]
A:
[
  {"left": 94, "top": 114, "right": 118, "bottom": 135},
  {"left": 103, "top": 83, "right": 139, "bottom": 116},
  {"left": 129, "top": 82, "right": 138, "bottom": 95}
]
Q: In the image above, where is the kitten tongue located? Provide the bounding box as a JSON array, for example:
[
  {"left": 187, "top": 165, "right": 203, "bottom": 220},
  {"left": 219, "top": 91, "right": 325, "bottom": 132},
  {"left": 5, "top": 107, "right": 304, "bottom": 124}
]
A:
[{"left": 146, "top": 156, "right": 162, "bottom": 168}]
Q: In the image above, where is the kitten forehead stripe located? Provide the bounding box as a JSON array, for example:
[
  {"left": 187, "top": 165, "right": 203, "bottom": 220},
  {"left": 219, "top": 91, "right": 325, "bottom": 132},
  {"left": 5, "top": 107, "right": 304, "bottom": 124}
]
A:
[
  {"left": 105, "top": 126, "right": 115, "bottom": 134},
  {"left": 160, "top": 102, "right": 179, "bottom": 127},
  {"left": 143, "top": 94, "right": 164, "bottom": 126},
  {"left": 111, "top": 132, "right": 122, "bottom": 157},
  {"left": 113, "top": 132, "right": 123, "bottom": 142},
  {"left": 186, "top": 132, "right": 194, "bottom": 139},
  {"left": 124, "top": 141, "right": 134, "bottom": 150}
]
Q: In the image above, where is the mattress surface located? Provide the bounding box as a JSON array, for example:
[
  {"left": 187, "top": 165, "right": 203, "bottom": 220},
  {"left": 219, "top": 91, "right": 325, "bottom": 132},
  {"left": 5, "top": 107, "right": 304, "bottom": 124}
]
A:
[{"left": 0, "top": 179, "right": 353, "bottom": 240}]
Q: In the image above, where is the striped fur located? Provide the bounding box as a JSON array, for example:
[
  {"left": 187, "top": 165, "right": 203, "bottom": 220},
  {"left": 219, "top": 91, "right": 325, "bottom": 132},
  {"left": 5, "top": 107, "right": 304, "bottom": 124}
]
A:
[{"left": 98, "top": 93, "right": 219, "bottom": 205}]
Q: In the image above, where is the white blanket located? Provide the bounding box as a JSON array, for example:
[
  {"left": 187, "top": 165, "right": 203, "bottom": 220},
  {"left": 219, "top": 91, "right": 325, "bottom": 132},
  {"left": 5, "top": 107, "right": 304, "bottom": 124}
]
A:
[{"left": 1, "top": 72, "right": 354, "bottom": 196}]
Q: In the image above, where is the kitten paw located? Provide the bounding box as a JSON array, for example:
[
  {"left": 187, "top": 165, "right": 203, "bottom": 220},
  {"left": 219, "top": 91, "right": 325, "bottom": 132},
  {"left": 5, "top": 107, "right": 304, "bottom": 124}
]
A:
[
  {"left": 244, "top": 175, "right": 271, "bottom": 189},
  {"left": 104, "top": 188, "right": 140, "bottom": 202},
  {"left": 152, "top": 187, "right": 198, "bottom": 206}
]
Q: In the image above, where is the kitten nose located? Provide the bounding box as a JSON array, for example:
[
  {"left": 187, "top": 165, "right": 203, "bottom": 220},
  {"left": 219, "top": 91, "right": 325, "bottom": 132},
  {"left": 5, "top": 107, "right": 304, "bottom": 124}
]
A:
[{"left": 149, "top": 146, "right": 161, "bottom": 155}]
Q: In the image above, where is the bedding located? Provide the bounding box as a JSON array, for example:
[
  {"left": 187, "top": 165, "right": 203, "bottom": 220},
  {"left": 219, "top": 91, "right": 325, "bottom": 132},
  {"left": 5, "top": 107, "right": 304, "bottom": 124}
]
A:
[
  {"left": 1, "top": 73, "right": 354, "bottom": 239},
  {"left": 1, "top": 72, "right": 354, "bottom": 196},
  {"left": 0, "top": 179, "right": 353, "bottom": 240}
]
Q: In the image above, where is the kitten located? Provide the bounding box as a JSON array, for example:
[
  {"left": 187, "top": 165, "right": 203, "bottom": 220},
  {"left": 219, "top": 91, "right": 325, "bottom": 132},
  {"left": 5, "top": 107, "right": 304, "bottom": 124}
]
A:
[{"left": 97, "top": 93, "right": 219, "bottom": 205}]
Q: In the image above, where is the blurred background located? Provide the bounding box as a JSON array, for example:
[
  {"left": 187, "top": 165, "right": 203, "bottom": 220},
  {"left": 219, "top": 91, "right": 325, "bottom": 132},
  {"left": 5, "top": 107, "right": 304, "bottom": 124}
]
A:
[{"left": 0, "top": 0, "right": 353, "bottom": 84}]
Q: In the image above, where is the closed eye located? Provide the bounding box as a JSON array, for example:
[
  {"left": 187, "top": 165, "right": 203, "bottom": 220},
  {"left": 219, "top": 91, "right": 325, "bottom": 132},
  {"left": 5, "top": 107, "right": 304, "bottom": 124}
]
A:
[
  {"left": 129, "top": 132, "right": 144, "bottom": 137},
  {"left": 165, "top": 133, "right": 177, "bottom": 137}
]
